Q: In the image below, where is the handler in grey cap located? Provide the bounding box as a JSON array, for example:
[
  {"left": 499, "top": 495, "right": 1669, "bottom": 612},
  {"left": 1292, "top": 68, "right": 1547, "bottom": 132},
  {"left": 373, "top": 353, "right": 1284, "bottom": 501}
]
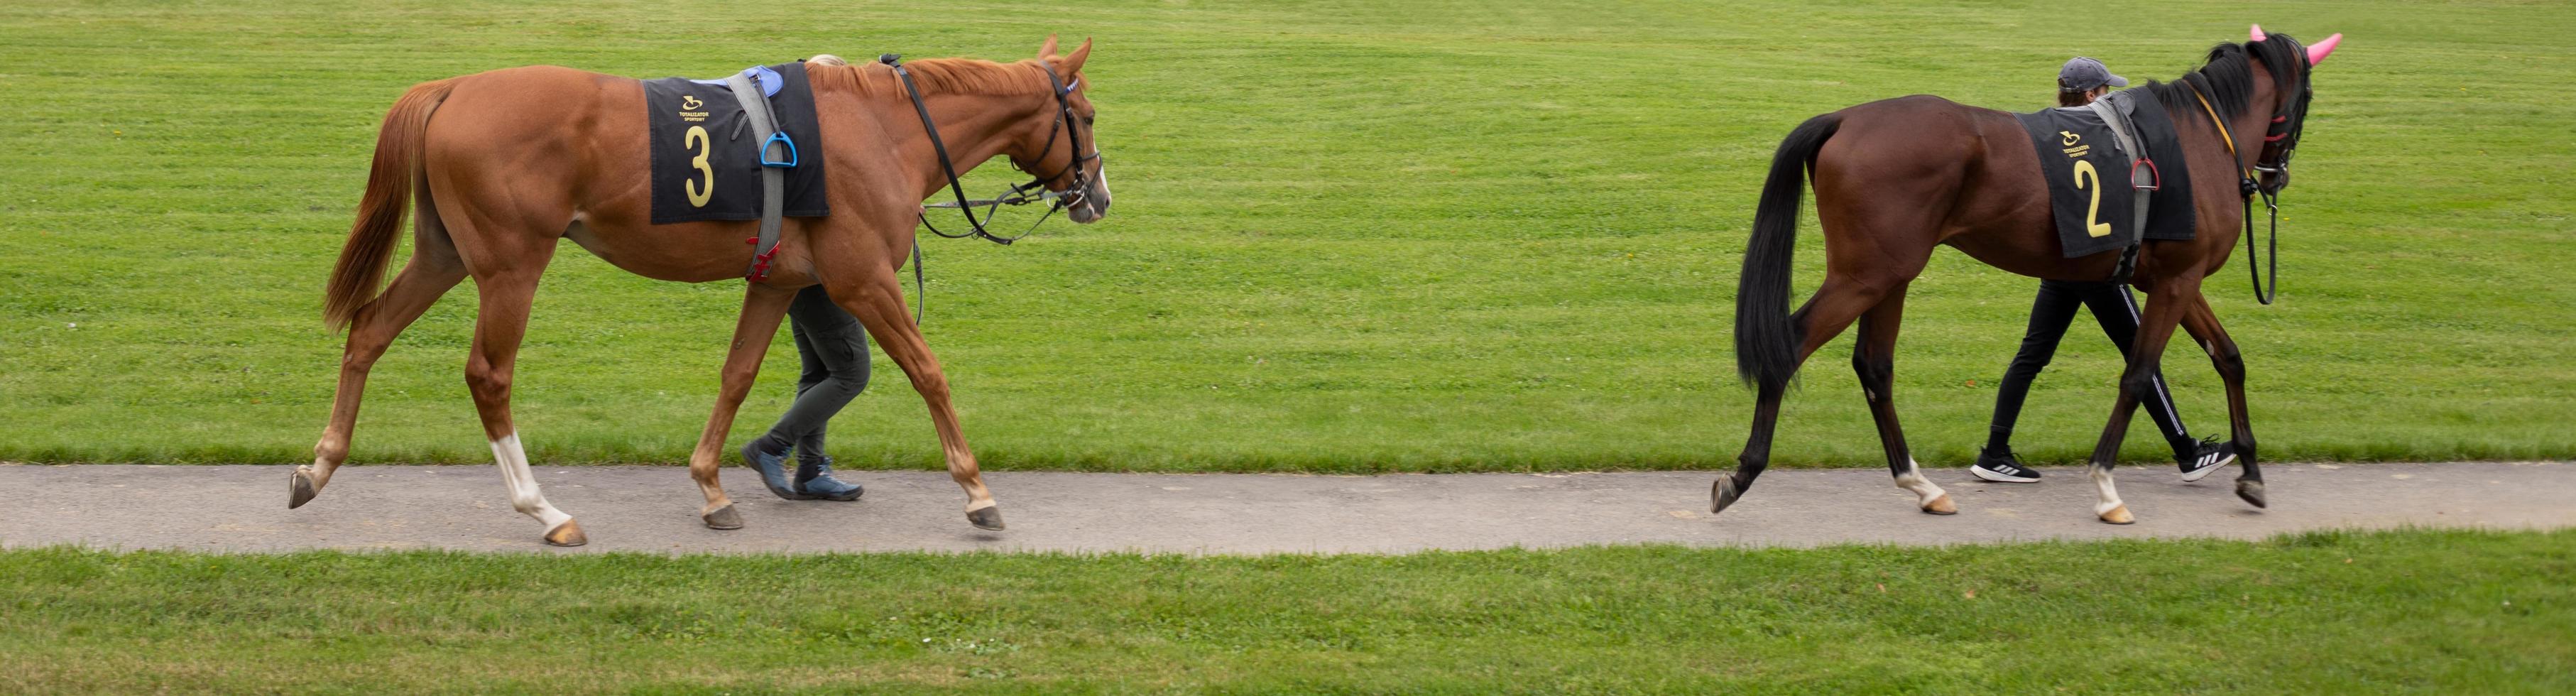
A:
[
  {"left": 2056, "top": 56, "right": 2128, "bottom": 106},
  {"left": 1968, "top": 53, "right": 2239, "bottom": 486}
]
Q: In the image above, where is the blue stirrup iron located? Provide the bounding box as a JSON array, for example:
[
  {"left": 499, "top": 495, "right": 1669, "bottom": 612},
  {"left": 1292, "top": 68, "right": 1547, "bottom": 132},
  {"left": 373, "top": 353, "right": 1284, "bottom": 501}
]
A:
[{"left": 760, "top": 131, "right": 797, "bottom": 168}]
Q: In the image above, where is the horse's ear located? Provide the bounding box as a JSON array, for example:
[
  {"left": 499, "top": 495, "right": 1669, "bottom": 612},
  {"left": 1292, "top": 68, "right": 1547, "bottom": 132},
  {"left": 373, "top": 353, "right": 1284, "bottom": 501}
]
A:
[
  {"left": 1038, "top": 35, "right": 1060, "bottom": 60},
  {"left": 1059, "top": 37, "right": 1092, "bottom": 75}
]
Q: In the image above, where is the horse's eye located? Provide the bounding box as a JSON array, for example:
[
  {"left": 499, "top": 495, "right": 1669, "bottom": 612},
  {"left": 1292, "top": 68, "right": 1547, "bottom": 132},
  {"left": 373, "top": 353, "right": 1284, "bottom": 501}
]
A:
[{"left": 1081, "top": 116, "right": 1095, "bottom": 126}]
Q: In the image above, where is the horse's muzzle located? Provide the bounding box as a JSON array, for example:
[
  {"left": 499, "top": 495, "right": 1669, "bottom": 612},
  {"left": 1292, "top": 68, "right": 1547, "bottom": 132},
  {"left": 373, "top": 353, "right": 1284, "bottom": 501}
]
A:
[{"left": 1066, "top": 168, "right": 1111, "bottom": 224}]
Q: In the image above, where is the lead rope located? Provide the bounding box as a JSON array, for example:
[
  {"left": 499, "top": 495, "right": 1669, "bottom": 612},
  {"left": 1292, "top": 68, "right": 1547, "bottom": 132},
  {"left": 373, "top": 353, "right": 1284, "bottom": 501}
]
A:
[
  {"left": 2188, "top": 82, "right": 2278, "bottom": 305},
  {"left": 910, "top": 241, "right": 924, "bottom": 325},
  {"left": 2247, "top": 190, "right": 2279, "bottom": 305}
]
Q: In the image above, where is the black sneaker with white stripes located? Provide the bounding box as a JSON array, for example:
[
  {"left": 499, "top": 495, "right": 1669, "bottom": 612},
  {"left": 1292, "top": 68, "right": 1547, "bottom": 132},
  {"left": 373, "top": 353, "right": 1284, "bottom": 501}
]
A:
[
  {"left": 2178, "top": 438, "right": 2237, "bottom": 482},
  {"left": 1970, "top": 447, "right": 2040, "bottom": 483}
]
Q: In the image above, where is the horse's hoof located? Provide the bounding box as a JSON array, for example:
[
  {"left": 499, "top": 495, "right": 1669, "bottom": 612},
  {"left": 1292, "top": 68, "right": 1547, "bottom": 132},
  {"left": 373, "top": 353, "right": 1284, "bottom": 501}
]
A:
[
  {"left": 702, "top": 504, "right": 743, "bottom": 531},
  {"left": 541, "top": 519, "right": 588, "bottom": 547},
  {"left": 288, "top": 467, "right": 319, "bottom": 509},
  {"left": 1921, "top": 493, "right": 1958, "bottom": 515},
  {"left": 1710, "top": 475, "right": 1743, "bottom": 515},
  {"left": 2236, "top": 479, "right": 2268, "bottom": 509},
  {"left": 2099, "top": 504, "right": 2135, "bottom": 525},
  {"left": 967, "top": 506, "right": 1005, "bottom": 531}
]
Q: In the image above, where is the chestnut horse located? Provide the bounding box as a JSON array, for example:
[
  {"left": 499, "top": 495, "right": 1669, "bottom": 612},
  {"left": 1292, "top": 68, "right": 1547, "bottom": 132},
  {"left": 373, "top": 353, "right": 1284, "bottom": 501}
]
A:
[
  {"left": 294, "top": 38, "right": 1110, "bottom": 545},
  {"left": 1720, "top": 27, "right": 2340, "bottom": 524}
]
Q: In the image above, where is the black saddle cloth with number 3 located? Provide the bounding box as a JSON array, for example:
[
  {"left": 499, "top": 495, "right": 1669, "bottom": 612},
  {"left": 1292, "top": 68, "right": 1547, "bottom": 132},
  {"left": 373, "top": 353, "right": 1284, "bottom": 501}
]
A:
[
  {"left": 643, "top": 61, "right": 830, "bottom": 224},
  {"left": 2014, "top": 91, "right": 2195, "bottom": 259}
]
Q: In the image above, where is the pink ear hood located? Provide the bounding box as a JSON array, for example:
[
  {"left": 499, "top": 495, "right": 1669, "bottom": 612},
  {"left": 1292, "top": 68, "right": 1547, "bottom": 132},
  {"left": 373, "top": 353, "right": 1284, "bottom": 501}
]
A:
[
  {"left": 2253, "top": 24, "right": 2344, "bottom": 65},
  {"left": 2307, "top": 33, "right": 2344, "bottom": 65}
]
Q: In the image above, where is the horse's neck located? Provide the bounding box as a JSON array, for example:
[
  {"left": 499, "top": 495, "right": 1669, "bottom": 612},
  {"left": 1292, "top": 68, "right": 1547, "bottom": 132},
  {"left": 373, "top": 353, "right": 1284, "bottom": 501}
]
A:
[{"left": 877, "top": 93, "right": 1042, "bottom": 202}]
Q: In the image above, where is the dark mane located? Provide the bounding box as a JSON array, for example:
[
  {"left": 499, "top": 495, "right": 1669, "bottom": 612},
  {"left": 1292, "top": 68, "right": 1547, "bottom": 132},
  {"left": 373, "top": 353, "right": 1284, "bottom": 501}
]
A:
[{"left": 2140, "top": 33, "right": 2307, "bottom": 121}]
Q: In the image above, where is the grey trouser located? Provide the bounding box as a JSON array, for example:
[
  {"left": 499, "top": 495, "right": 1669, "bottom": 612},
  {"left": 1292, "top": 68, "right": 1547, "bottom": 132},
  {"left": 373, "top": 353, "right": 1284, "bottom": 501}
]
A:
[{"left": 761, "top": 286, "right": 871, "bottom": 462}]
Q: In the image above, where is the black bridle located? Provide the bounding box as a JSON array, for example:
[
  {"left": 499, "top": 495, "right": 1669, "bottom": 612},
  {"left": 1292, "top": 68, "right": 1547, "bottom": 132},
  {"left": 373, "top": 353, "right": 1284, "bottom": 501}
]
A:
[
  {"left": 2240, "top": 37, "right": 2313, "bottom": 305},
  {"left": 2189, "top": 39, "right": 2312, "bottom": 306},
  {"left": 880, "top": 53, "right": 1099, "bottom": 247},
  {"left": 878, "top": 53, "right": 1101, "bottom": 321}
]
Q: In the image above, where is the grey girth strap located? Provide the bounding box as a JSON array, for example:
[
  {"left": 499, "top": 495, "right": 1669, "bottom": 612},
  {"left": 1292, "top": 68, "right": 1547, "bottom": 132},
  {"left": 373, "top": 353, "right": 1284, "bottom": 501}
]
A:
[
  {"left": 2088, "top": 91, "right": 2156, "bottom": 283},
  {"left": 723, "top": 72, "right": 788, "bottom": 281}
]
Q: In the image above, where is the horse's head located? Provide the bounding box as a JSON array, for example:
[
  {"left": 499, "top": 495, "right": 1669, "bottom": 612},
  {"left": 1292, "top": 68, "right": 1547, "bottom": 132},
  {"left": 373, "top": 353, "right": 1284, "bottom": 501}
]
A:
[
  {"left": 2247, "top": 25, "right": 2342, "bottom": 194},
  {"left": 1008, "top": 36, "right": 1110, "bottom": 223}
]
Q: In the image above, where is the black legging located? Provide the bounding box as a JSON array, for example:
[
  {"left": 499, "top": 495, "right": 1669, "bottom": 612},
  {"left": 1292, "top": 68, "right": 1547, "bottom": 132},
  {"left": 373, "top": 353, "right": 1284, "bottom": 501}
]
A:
[
  {"left": 752, "top": 286, "right": 871, "bottom": 464},
  {"left": 1987, "top": 280, "right": 2195, "bottom": 460}
]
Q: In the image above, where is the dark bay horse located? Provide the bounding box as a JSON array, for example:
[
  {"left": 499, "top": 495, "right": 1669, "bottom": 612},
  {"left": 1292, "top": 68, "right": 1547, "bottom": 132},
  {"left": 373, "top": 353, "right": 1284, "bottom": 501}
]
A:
[
  {"left": 1721, "top": 27, "right": 2340, "bottom": 524},
  {"left": 294, "top": 38, "right": 1110, "bottom": 545}
]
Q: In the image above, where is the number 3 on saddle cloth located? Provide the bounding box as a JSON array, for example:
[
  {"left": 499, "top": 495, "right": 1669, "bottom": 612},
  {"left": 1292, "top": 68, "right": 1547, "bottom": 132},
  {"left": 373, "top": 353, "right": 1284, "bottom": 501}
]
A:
[
  {"left": 2014, "top": 89, "right": 2195, "bottom": 264},
  {"left": 643, "top": 62, "right": 832, "bottom": 278}
]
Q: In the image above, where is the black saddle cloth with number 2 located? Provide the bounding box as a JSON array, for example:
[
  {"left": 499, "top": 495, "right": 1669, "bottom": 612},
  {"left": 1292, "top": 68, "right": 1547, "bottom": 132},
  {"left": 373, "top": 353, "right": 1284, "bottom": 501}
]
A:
[
  {"left": 643, "top": 61, "right": 829, "bottom": 224},
  {"left": 2014, "top": 92, "right": 2195, "bottom": 259}
]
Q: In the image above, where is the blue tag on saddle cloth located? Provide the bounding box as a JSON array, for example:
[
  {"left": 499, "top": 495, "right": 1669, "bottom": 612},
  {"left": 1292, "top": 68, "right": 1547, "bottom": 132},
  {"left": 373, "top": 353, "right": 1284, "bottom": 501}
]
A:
[{"left": 687, "top": 65, "right": 783, "bottom": 97}]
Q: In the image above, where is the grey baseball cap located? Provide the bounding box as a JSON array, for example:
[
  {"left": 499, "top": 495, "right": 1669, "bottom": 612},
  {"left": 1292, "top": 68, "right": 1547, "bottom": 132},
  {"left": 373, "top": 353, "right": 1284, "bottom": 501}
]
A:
[{"left": 2059, "top": 56, "right": 2128, "bottom": 89}]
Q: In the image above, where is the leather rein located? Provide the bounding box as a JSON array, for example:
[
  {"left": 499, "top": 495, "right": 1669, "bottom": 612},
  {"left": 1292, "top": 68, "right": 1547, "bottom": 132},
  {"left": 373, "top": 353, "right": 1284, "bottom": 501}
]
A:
[
  {"left": 878, "top": 53, "right": 1100, "bottom": 321},
  {"left": 881, "top": 53, "right": 1098, "bottom": 246}
]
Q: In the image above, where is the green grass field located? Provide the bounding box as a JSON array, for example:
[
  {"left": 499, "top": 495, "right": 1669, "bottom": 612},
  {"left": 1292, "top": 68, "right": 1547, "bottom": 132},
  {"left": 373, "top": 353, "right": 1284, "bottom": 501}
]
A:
[
  {"left": 3, "top": 528, "right": 2567, "bottom": 692},
  {"left": 4, "top": 0, "right": 2572, "bottom": 470}
]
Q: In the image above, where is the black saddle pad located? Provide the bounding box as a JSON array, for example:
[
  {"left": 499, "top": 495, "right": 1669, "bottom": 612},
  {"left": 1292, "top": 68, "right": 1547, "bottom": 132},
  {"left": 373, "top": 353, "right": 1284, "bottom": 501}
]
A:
[
  {"left": 2014, "top": 91, "right": 2194, "bottom": 259},
  {"left": 643, "top": 61, "right": 829, "bottom": 224}
]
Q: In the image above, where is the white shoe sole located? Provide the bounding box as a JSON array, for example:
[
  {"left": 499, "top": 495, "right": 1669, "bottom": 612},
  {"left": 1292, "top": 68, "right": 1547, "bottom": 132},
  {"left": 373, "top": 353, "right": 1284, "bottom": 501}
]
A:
[
  {"left": 2179, "top": 452, "right": 2239, "bottom": 482},
  {"left": 1970, "top": 465, "right": 2039, "bottom": 484}
]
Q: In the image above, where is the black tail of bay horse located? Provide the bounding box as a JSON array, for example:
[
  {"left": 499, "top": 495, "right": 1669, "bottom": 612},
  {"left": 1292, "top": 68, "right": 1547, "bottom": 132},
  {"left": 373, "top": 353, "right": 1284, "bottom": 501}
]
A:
[
  {"left": 1734, "top": 114, "right": 1840, "bottom": 393},
  {"left": 1719, "top": 27, "right": 2341, "bottom": 524}
]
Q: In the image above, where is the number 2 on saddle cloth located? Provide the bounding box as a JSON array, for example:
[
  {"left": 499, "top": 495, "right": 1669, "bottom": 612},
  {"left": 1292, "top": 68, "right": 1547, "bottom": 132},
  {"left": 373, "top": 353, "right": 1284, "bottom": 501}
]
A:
[{"left": 2014, "top": 90, "right": 2197, "bottom": 269}]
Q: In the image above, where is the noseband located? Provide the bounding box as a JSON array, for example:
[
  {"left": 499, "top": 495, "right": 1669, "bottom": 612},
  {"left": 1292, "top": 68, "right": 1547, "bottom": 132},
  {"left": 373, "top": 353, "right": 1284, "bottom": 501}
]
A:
[{"left": 880, "top": 53, "right": 1100, "bottom": 247}]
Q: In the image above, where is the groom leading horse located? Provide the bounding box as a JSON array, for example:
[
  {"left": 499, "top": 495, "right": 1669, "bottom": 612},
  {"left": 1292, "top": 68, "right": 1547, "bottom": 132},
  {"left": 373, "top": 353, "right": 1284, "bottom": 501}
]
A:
[
  {"left": 295, "top": 38, "right": 1110, "bottom": 545},
  {"left": 1722, "top": 26, "right": 2340, "bottom": 524}
]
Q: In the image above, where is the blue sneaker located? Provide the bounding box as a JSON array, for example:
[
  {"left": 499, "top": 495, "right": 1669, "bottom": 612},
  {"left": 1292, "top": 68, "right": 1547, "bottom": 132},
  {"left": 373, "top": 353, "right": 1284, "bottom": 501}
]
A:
[
  {"left": 740, "top": 440, "right": 814, "bottom": 500},
  {"left": 795, "top": 457, "right": 864, "bottom": 501}
]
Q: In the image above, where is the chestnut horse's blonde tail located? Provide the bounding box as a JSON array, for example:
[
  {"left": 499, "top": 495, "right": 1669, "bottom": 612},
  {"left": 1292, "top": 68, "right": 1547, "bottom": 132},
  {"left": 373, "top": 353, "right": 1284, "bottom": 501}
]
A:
[
  {"left": 1734, "top": 113, "right": 1840, "bottom": 391},
  {"left": 324, "top": 77, "right": 459, "bottom": 331}
]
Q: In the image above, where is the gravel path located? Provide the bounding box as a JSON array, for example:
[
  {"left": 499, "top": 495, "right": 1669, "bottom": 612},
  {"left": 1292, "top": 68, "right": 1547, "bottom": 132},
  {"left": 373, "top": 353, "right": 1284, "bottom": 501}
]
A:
[{"left": 2, "top": 462, "right": 2565, "bottom": 554}]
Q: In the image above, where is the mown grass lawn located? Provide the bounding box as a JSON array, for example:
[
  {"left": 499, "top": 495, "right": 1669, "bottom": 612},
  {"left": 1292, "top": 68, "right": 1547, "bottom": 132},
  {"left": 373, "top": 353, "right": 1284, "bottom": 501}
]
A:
[
  {"left": 2, "top": 0, "right": 2570, "bottom": 470},
  {"left": 1, "top": 528, "right": 2567, "bottom": 692}
]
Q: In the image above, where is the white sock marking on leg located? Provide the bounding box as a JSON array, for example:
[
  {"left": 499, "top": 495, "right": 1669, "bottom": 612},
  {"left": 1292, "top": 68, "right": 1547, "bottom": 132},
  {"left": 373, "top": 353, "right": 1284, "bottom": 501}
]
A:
[
  {"left": 490, "top": 433, "right": 573, "bottom": 530},
  {"left": 2090, "top": 466, "right": 2125, "bottom": 516},
  {"left": 1894, "top": 459, "right": 1948, "bottom": 506}
]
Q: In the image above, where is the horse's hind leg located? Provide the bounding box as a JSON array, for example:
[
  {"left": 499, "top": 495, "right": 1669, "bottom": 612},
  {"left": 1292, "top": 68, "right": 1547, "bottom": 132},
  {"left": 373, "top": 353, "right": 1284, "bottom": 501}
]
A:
[
  {"left": 2180, "top": 294, "right": 2262, "bottom": 508},
  {"left": 1851, "top": 282, "right": 1953, "bottom": 514},
  {"left": 458, "top": 246, "right": 584, "bottom": 546},
  {"left": 1716, "top": 276, "right": 1885, "bottom": 514},
  {"left": 297, "top": 197, "right": 466, "bottom": 508}
]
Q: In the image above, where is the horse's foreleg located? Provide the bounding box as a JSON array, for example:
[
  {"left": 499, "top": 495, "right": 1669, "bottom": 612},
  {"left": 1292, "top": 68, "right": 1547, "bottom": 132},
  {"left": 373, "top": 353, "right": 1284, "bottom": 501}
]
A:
[
  {"left": 831, "top": 271, "right": 1001, "bottom": 531},
  {"left": 2180, "top": 294, "right": 2263, "bottom": 509},
  {"left": 2085, "top": 278, "right": 2195, "bottom": 524},
  {"left": 460, "top": 260, "right": 584, "bottom": 547},
  {"left": 1717, "top": 276, "right": 1885, "bottom": 515},
  {"left": 298, "top": 256, "right": 464, "bottom": 508},
  {"left": 686, "top": 284, "right": 796, "bottom": 531},
  {"left": 1851, "top": 282, "right": 1953, "bottom": 515}
]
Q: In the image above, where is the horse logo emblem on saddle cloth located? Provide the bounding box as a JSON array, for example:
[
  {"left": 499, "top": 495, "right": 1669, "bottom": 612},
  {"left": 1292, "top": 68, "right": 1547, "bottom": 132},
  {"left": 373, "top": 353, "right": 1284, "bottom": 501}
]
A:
[
  {"left": 642, "top": 61, "right": 831, "bottom": 224},
  {"left": 2013, "top": 89, "right": 2197, "bottom": 259}
]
